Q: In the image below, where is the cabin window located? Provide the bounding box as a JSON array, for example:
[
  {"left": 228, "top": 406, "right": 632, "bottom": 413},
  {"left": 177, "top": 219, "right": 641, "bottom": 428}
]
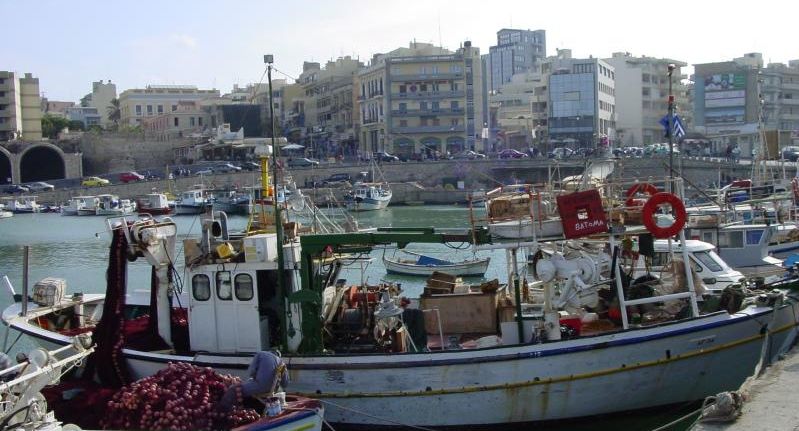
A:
[
  {"left": 717, "top": 231, "right": 743, "bottom": 249},
  {"left": 192, "top": 275, "right": 211, "bottom": 301},
  {"left": 745, "top": 229, "right": 763, "bottom": 245},
  {"left": 216, "top": 271, "right": 233, "bottom": 301},
  {"left": 235, "top": 274, "right": 254, "bottom": 301},
  {"left": 693, "top": 250, "right": 723, "bottom": 272}
]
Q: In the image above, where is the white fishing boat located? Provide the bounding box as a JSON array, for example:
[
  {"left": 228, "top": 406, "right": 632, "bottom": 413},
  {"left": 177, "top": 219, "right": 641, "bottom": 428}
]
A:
[
  {"left": 343, "top": 160, "right": 391, "bottom": 211},
  {"left": 1, "top": 196, "right": 41, "bottom": 213},
  {"left": 76, "top": 196, "right": 101, "bottom": 216},
  {"left": 4, "top": 183, "right": 799, "bottom": 428},
  {"left": 0, "top": 210, "right": 12, "bottom": 219},
  {"left": 383, "top": 251, "right": 490, "bottom": 276},
  {"left": 173, "top": 188, "right": 211, "bottom": 215},
  {"left": 95, "top": 194, "right": 135, "bottom": 216},
  {"left": 136, "top": 192, "right": 172, "bottom": 215},
  {"left": 61, "top": 195, "right": 96, "bottom": 216}
]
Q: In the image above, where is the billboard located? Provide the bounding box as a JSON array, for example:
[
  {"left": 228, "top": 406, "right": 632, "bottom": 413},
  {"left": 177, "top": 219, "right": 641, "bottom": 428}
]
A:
[{"left": 704, "top": 73, "right": 746, "bottom": 91}]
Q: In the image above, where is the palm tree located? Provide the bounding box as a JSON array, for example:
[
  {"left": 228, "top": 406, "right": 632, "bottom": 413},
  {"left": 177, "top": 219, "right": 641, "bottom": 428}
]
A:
[{"left": 107, "top": 98, "right": 121, "bottom": 130}]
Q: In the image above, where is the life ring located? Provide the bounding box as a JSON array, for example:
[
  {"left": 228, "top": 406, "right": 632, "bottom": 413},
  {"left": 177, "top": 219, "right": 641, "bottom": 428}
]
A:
[
  {"left": 642, "top": 192, "right": 687, "bottom": 238},
  {"left": 625, "top": 183, "right": 659, "bottom": 207}
]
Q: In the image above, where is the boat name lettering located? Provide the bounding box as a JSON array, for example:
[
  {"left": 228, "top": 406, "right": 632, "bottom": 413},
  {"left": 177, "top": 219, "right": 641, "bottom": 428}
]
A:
[
  {"left": 690, "top": 336, "right": 716, "bottom": 346},
  {"left": 574, "top": 219, "right": 604, "bottom": 231},
  {"left": 325, "top": 370, "right": 345, "bottom": 384}
]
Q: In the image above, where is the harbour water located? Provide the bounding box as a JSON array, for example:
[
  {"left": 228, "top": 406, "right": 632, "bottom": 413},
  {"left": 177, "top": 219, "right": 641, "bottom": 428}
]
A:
[{"left": 0, "top": 206, "right": 699, "bottom": 430}]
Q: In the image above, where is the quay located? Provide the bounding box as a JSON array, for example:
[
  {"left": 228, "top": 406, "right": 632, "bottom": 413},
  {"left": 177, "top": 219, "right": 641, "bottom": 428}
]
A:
[{"left": 692, "top": 346, "right": 799, "bottom": 431}]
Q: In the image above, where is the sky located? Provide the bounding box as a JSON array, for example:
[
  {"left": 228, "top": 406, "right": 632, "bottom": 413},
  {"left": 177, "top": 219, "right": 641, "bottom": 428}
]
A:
[{"left": 5, "top": 0, "right": 797, "bottom": 102}]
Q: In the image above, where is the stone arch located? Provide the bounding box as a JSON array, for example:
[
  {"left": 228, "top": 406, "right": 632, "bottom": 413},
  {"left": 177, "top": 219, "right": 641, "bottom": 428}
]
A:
[
  {"left": 420, "top": 137, "right": 442, "bottom": 158},
  {"left": 0, "top": 147, "right": 11, "bottom": 184},
  {"left": 392, "top": 137, "right": 415, "bottom": 160},
  {"left": 446, "top": 136, "right": 465, "bottom": 154},
  {"left": 19, "top": 143, "right": 66, "bottom": 182}
]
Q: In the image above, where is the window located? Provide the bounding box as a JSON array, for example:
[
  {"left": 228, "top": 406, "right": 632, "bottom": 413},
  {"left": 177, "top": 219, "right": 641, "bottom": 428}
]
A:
[
  {"left": 198, "top": 117, "right": 203, "bottom": 126},
  {"left": 235, "top": 274, "right": 254, "bottom": 301},
  {"left": 432, "top": 83, "right": 440, "bottom": 92},
  {"left": 216, "top": 271, "right": 232, "bottom": 300},
  {"left": 451, "top": 101, "right": 459, "bottom": 110},
  {"left": 174, "top": 117, "right": 179, "bottom": 127},
  {"left": 745, "top": 229, "right": 764, "bottom": 245},
  {"left": 420, "top": 118, "right": 428, "bottom": 126},
  {"left": 452, "top": 82, "right": 459, "bottom": 91},
  {"left": 190, "top": 117, "right": 195, "bottom": 127},
  {"left": 171, "top": 105, "right": 178, "bottom": 112},
  {"left": 157, "top": 105, "right": 163, "bottom": 114},
  {"left": 420, "top": 84, "right": 428, "bottom": 92},
  {"left": 399, "top": 119, "right": 407, "bottom": 127},
  {"left": 0, "top": 78, "right": 4, "bottom": 84},
  {"left": 451, "top": 118, "right": 459, "bottom": 126},
  {"left": 136, "top": 105, "right": 142, "bottom": 115},
  {"left": 693, "top": 250, "right": 724, "bottom": 272},
  {"left": 432, "top": 118, "right": 440, "bottom": 126},
  {"left": 0, "top": 92, "right": 4, "bottom": 97},
  {"left": 718, "top": 231, "right": 744, "bottom": 248},
  {"left": 147, "top": 105, "right": 153, "bottom": 115},
  {"left": 192, "top": 275, "right": 211, "bottom": 301},
  {"left": 399, "top": 85, "right": 406, "bottom": 93},
  {"left": 420, "top": 101, "right": 428, "bottom": 111},
  {"left": 432, "top": 101, "right": 440, "bottom": 111}
]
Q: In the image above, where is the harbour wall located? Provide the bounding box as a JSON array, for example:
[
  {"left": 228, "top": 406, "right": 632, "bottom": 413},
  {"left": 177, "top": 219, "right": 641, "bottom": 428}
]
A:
[{"left": 30, "top": 156, "right": 792, "bottom": 206}]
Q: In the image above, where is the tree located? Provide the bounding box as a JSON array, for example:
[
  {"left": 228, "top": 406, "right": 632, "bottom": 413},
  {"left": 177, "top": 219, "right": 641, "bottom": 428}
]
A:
[
  {"left": 41, "top": 114, "right": 70, "bottom": 139},
  {"left": 107, "top": 98, "right": 121, "bottom": 129}
]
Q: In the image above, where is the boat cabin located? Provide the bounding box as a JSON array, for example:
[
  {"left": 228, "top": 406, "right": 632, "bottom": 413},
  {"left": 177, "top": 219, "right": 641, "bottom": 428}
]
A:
[{"left": 686, "top": 223, "right": 780, "bottom": 269}]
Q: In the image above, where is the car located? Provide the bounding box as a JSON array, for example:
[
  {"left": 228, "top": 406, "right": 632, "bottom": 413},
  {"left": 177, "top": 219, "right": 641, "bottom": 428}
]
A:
[
  {"left": 25, "top": 181, "right": 55, "bottom": 192},
  {"left": 240, "top": 161, "right": 261, "bottom": 171},
  {"left": 287, "top": 158, "right": 320, "bottom": 168},
  {"left": 373, "top": 152, "right": 400, "bottom": 162},
  {"left": 2, "top": 184, "right": 30, "bottom": 194},
  {"left": 497, "top": 149, "right": 529, "bottom": 159},
  {"left": 119, "top": 171, "right": 145, "bottom": 183},
  {"left": 81, "top": 176, "right": 110, "bottom": 187},
  {"left": 194, "top": 168, "right": 214, "bottom": 176},
  {"left": 323, "top": 173, "right": 352, "bottom": 185},
  {"left": 781, "top": 146, "right": 799, "bottom": 162},
  {"left": 548, "top": 147, "right": 575, "bottom": 159},
  {"left": 452, "top": 150, "right": 486, "bottom": 160},
  {"left": 214, "top": 163, "right": 243, "bottom": 173}
]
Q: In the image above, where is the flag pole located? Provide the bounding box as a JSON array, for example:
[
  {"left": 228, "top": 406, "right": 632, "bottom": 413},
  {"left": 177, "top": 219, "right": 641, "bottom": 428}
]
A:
[{"left": 667, "top": 63, "right": 675, "bottom": 181}]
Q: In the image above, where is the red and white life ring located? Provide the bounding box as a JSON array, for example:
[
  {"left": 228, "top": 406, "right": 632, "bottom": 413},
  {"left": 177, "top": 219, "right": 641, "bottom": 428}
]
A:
[
  {"left": 642, "top": 192, "right": 687, "bottom": 238},
  {"left": 625, "top": 183, "right": 659, "bottom": 207}
]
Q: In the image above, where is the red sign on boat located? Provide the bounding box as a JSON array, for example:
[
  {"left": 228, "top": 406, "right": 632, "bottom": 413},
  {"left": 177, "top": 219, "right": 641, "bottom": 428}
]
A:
[{"left": 556, "top": 189, "right": 608, "bottom": 239}]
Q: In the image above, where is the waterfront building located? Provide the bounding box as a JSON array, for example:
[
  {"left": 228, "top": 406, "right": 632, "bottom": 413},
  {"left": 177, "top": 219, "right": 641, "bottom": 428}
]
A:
[
  {"left": 80, "top": 80, "right": 117, "bottom": 127},
  {"left": 545, "top": 51, "right": 615, "bottom": 151},
  {"left": 41, "top": 99, "right": 74, "bottom": 117},
  {"left": 604, "top": 52, "right": 689, "bottom": 147},
  {"left": 486, "top": 29, "right": 546, "bottom": 93},
  {"left": 64, "top": 106, "right": 102, "bottom": 129},
  {"left": 0, "top": 72, "right": 42, "bottom": 141},
  {"left": 142, "top": 100, "right": 209, "bottom": 141},
  {"left": 489, "top": 68, "right": 548, "bottom": 152},
  {"left": 119, "top": 85, "right": 219, "bottom": 127},
  {"left": 356, "top": 41, "right": 484, "bottom": 159},
  {"left": 296, "top": 57, "right": 362, "bottom": 158}
]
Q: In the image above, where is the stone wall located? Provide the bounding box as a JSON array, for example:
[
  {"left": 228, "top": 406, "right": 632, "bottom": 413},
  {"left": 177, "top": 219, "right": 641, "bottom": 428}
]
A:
[{"left": 79, "top": 132, "right": 187, "bottom": 175}]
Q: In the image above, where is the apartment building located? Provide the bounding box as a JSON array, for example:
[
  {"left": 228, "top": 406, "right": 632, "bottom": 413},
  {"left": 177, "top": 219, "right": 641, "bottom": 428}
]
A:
[
  {"left": 489, "top": 69, "right": 548, "bottom": 151},
  {"left": 119, "top": 85, "right": 219, "bottom": 127},
  {"left": 80, "top": 80, "right": 117, "bottom": 127},
  {"left": 142, "top": 100, "right": 209, "bottom": 141},
  {"left": 64, "top": 106, "right": 102, "bottom": 128},
  {"left": 545, "top": 52, "right": 615, "bottom": 150},
  {"left": 0, "top": 72, "right": 43, "bottom": 141},
  {"left": 605, "top": 52, "right": 689, "bottom": 146},
  {"left": 41, "top": 99, "right": 75, "bottom": 117},
  {"left": 356, "top": 41, "right": 484, "bottom": 159},
  {"left": 486, "top": 29, "right": 547, "bottom": 92}
]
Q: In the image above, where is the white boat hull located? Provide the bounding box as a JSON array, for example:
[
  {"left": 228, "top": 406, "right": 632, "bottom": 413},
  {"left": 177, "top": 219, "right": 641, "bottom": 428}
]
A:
[
  {"left": 5, "top": 298, "right": 797, "bottom": 427},
  {"left": 383, "top": 256, "right": 490, "bottom": 276},
  {"left": 174, "top": 203, "right": 209, "bottom": 215},
  {"left": 345, "top": 196, "right": 391, "bottom": 211},
  {"left": 489, "top": 218, "right": 564, "bottom": 239},
  {"left": 0, "top": 211, "right": 12, "bottom": 219}
]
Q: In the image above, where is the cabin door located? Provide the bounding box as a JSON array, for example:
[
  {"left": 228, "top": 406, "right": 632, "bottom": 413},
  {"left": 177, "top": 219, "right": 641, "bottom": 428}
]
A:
[
  {"left": 213, "top": 270, "right": 261, "bottom": 353},
  {"left": 188, "top": 272, "right": 218, "bottom": 352}
]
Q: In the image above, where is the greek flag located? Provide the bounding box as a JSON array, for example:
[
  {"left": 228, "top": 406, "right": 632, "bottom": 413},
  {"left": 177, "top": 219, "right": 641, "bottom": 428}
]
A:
[{"left": 659, "top": 114, "right": 686, "bottom": 139}]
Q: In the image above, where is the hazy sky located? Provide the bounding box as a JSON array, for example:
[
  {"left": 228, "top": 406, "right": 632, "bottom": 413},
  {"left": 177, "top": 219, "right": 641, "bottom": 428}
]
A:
[{"left": 6, "top": 0, "right": 796, "bottom": 102}]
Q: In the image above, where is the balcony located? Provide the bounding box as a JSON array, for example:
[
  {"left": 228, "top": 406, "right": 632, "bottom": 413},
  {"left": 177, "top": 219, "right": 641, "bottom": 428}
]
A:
[
  {"left": 392, "top": 125, "right": 464, "bottom": 133},
  {"left": 781, "top": 98, "right": 799, "bottom": 106},
  {"left": 391, "top": 90, "right": 465, "bottom": 99},
  {"left": 391, "top": 108, "right": 465, "bottom": 117},
  {"left": 391, "top": 72, "right": 463, "bottom": 81}
]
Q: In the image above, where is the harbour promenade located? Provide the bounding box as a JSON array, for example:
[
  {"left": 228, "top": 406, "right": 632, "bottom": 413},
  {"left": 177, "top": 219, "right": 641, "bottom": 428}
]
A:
[{"left": 692, "top": 346, "right": 799, "bottom": 431}]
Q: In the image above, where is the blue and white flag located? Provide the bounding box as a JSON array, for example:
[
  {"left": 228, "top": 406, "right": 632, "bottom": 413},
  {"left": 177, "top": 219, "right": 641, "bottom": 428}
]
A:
[{"left": 659, "top": 114, "right": 686, "bottom": 139}]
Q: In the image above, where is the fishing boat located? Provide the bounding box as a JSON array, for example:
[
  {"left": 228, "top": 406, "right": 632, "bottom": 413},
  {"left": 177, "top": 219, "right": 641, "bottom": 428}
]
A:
[
  {"left": 136, "top": 192, "right": 172, "bottom": 215},
  {"left": 96, "top": 194, "right": 136, "bottom": 216},
  {"left": 61, "top": 196, "right": 96, "bottom": 216},
  {"left": 173, "top": 187, "right": 211, "bottom": 215},
  {"left": 383, "top": 250, "right": 490, "bottom": 276},
  {"left": 4, "top": 179, "right": 799, "bottom": 428},
  {"left": 1, "top": 195, "right": 41, "bottom": 213},
  {"left": 343, "top": 160, "right": 391, "bottom": 211},
  {"left": 77, "top": 196, "right": 101, "bottom": 216}
]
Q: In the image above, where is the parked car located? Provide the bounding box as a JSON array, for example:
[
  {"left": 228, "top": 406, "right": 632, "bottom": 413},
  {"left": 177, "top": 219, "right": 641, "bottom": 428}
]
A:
[
  {"left": 2, "top": 184, "right": 30, "bottom": 194},
  {"left": 215, "top": 163, "right": 243, "bottom": 173},
  {"left": 548, "top": 147, "right": 575, "bottom": 159},
  {"left": 452, "top": 150, "right": 486, "bottom": 160},
  {"left": 781, "top": 146, "right": 799, "bottom": 162},
  {"left": 25, "top": 181, "right": 55, "bottom": 192},
  {"left": 287, "top": 158, "right": 320, "bottom": 168},
  {"left": 194, "top": 168, "right": 215, "bottom": 176},
  {"left": 497, "top": 149, "right": 529, "bottom": 159},
  {"left": 323, "top": 173, "right": 352, "bottom": 185},
  {"left": 119, "top": 171, "right": 145, "bottom": 183},
  {"left": 240, "top": 161, "right": 261, "bottom": 171},
  {"left": 81, "top": 176, "right": 110, "bottom": 187},
  {"left": 374, "top": 152, "right": 400, "bottom": 162}
]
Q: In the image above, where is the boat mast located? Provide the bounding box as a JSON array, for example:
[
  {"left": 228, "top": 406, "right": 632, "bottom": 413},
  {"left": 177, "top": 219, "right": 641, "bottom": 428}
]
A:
[{"left": 266, "top": 54, "right": 289, "bottom": 350}]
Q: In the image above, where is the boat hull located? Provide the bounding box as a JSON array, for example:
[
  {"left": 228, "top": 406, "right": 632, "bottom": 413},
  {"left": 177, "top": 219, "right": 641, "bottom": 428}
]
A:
[
  {"left": 174, "top": 204, "right": 209, "bottom": 215},
  {"left": 137, "top": 207, "right": 172, "bottom": 216},
  {"left": 383, "top": 256, "right": 490, "bottom": 276},
  {"left": 344, "top": 197, "right": 390, "bottom": 211},
  {"left": 5, "top": 298, "right": 797, "bottom": 427}
]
